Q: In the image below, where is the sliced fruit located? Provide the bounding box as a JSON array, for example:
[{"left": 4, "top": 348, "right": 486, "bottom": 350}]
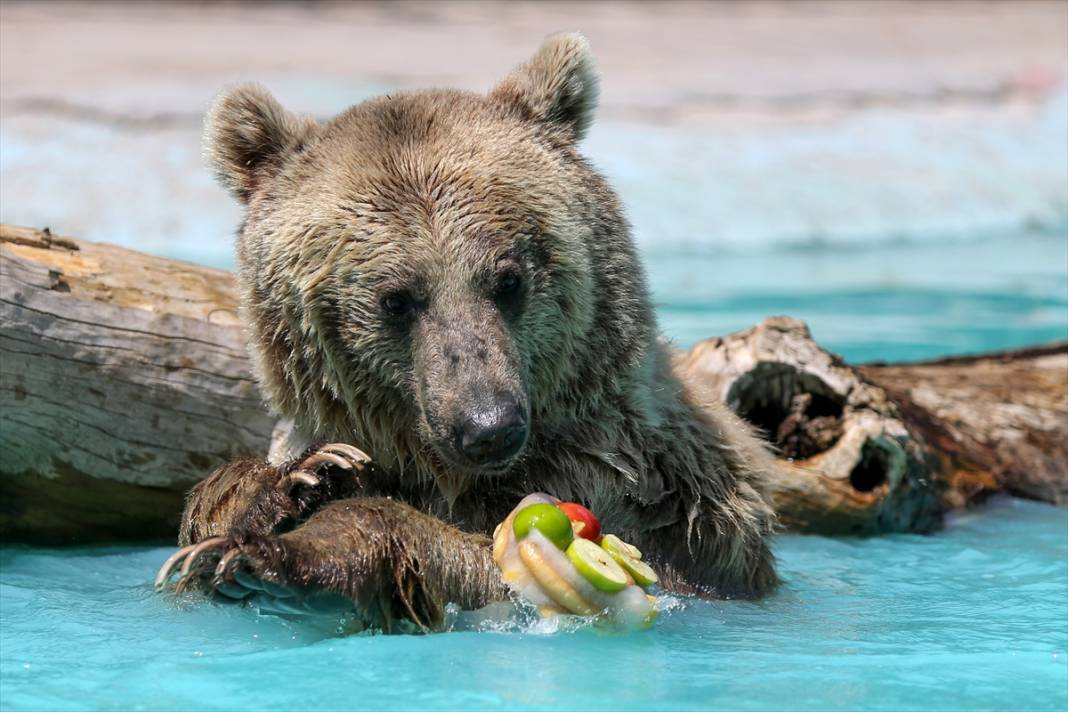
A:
[
  {"left": 492, "top": 518, "right": 510, "bottom": 564},
  {"left": 603, "top": 545, "right": 659, "bottom": 588},
  {"left": 620, "top": 555, "right": 658, "bottom": 588},
  {"left": 558, "top": 502, "right": 602, "bottom": 542},
  {"left": 566, "top": 538, "right": 628, "bottom": 593},
  {"left": 601, "top": 533, "right": 642, "bottom": 560},
  {"left": 512, "top": 504, "right": 574, "bottom": 550},
  {"left": 518, "top": 539, "right": 598, "bottom": 615}
]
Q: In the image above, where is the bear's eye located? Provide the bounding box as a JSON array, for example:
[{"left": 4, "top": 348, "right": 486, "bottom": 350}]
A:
[
  {"left": 381, "top": 291, "right": 413, "bottom": 318},
  {"left": 495, "top": 271, "right": 522, "bottom": 298}
]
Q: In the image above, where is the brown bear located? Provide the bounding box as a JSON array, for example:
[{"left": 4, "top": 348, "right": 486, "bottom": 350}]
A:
[{"left": 156, "top": 33, "right": 778, "bottom": 630}]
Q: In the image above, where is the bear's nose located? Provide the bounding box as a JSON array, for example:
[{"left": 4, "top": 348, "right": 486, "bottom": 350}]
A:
[{"left": 458, "top": 394, "right": 527, "bottom": 466}]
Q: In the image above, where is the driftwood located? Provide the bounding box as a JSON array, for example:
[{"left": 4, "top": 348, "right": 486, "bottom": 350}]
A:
[
  {"left": 862, "top": 348, "right": 1068, "bottom": 509},
  {"left": 678, "top": 318, "right": 1067, "bottom": 534},
  {"left": 0, "top": 225, "right": 274, "bottom": 543},
  {"left": 1, "top": 225, "right": 1064, "bottom": 543}
]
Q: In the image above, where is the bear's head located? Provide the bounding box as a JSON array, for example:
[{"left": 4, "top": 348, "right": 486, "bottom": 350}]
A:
[{"left": 206, "top": 34, "right": 654, "bottom": 499}]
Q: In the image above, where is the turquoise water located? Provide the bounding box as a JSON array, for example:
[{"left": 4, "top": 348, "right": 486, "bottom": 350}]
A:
[
  {"left": 647, "top": 230, "right": 1068, "bottom": 363},
  {"left": 1, "top": 498, "right": 1065, "bottom": 711}
]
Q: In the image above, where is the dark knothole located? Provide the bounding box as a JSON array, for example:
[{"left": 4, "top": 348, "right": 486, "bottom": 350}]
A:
[
  {"left": 726, "top": 362, "right": 845, "bottom": 460},
  {"left": 849, "top": 441, "right": 890, "bottom": 493}
]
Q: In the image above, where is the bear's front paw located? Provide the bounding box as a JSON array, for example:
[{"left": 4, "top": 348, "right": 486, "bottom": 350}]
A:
[
  {"left": 154, "top": 534, "right": 357, "bottom": 617},
  {"left": 232, "top": 442, "right": 373, "bottom": 538},
  {"left": 278, "top": 442, "right": 371, "bottom": 500}
]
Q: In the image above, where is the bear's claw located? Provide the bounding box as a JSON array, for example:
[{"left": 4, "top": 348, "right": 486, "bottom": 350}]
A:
[
  {"left": 157, "top": 443, "right": 372, "bottom": 597},
  {"left": 154, "top": 536, "right": 228, "bottom": 592},
  {"left": 156, "top": 537, "right": 269, "bottom": 597},
  {"left": 276, "top": 443, "right": 371, "bottom": 495},
  {"left": 301, "top": 443, "right": 370, "bottom": 470},
  {"left": 277, "top": 470, "right": 320, "bottom": 492}
]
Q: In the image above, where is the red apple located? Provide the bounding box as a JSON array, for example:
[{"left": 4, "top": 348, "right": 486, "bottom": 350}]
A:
[{"left": 558, "top": 502, "right": 601, "bottom": 542}]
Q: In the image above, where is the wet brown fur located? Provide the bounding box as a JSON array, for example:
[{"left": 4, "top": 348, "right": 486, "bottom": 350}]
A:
[{"left": 177, "top": 34, "right": 778, "bottom": 626}]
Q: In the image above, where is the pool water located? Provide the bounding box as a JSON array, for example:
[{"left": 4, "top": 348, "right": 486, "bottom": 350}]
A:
[
  {"left": 646, "top": 230, "right": 1068, "bottom": 363},
  {"left": 1, "top": 498, "right": 1065, "bottom": 711}
]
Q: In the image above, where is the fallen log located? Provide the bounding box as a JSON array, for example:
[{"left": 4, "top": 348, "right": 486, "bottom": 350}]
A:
[
  {"left": 1, "top": 225, "right": 1064, "bottom": 543},
  {"left": 862, "top": 347, "right": 1068, "bottom": 508},
  {"left": 0, "top": 225, "right": 275, "bottom": 543},
  {"left": 677, "top": 318, "right": 1067, "bottom": 534}
]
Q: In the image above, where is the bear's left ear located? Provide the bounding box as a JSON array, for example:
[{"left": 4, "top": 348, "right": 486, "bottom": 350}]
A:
[{"left": 490, "top": 32, "right": 599, "bottom": 141}]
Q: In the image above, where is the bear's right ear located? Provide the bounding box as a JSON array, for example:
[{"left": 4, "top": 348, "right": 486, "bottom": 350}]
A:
[
  {"left": 490, "top": 32, "right": 599, "bottom": 141},
  {"left": 204, "top": 84, "right": 318, "bottom": 203}
]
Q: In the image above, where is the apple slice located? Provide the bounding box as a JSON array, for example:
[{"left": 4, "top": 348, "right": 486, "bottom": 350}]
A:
[
  {"left": 566, "top": 538, "right": 629, "bottom": 593},
  {"left": 617, "top": 554, "right": 658, "bottom": 588},
  {"left": 601, "top": 535, "right": 658, "bottom": 587},
  {"left": 601, "top": 534, "right": 642, "bottom": 560},
  {"left": 518, "top": 539, "right": 598, "bottom": 615}
]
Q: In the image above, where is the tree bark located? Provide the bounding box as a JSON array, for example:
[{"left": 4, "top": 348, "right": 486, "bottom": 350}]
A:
[
  {"left": 862, "top": 347, "right": 1068, "bottom": 509},
  {"left": 677, "top": 318, "right": 1067, "bottom": 535},
  {"left": 0, "top": 225, "right": 275, "bottom": 543},
  {"left": 1, "top": 225, "right": 1064, "bottom": 542}
]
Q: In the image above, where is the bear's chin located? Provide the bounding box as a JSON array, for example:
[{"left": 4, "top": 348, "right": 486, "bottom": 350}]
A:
[
  {"left": 426, "top": 447, "right": 520, "bottom": 503},
  {"left": 430, "top": 467, "right": 492, "bottom": 507},
  {"left": 437, "top": 453, "right": 519, "bottom": 479}
]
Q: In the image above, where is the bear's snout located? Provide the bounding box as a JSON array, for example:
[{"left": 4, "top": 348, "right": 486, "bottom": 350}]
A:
[{"left": 455, "top": 392, "right": 527, "bottom": 467}]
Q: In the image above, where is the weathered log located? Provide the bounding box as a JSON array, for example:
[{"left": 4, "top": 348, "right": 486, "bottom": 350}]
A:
[
  {"left": 862, "top": 347, "right": 1068, "bottom": 508},
  {"left": 1, "top": 225, "right": 1064, "bottom": 543},
  {"left": 0, "top": 225, "right": 275, "bottom": 543},
  {"left": 677, "top": 318, "right": 1067, "bottom": 534}
]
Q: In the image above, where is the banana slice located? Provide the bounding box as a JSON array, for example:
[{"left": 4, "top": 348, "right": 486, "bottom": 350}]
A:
[
  {"left": 518, "top": 539, "right": 600, "bottom": 616},
  {"left": 492, "top": 517, "right": 511, "bottom": 564}
]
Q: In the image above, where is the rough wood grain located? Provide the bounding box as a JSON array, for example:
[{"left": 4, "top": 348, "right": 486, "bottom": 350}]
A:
[
  {"left": 0, "top": 225, "right": 275, "bottom": 543},
  {"left": 678, "top": 317, "right": 1067, "bottom": 534},
  {"left": 862, "top": 346, "right": 1068, "bottom": 508}
]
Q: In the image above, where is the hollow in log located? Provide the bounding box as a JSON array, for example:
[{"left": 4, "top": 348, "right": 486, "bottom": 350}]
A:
[{"left": 677, "top": 317, "right": 1067, "bottom": 535}]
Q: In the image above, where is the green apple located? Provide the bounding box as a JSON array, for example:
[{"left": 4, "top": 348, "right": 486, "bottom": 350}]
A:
[
  {"left": 566, "top": 538, "right": 629, "bottom": 593},
  {"left": 601, "top": 535, "right": 658, "bottom": 587},
  {"left": 512, "top": 503, "right": 574, "bottom": 550},
  {"left": 601, "top": 534, "right": 643, "bottom": 560},
  {"left": 617, "top": 555, "right": 658, "bottom": 588}
]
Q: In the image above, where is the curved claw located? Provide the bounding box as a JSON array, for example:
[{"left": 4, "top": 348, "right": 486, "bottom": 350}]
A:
[
  {"left": 300, "top": 451, "right": 354, "bottom": 471},
  {"left": 276, "top": 470, "right": 320, "bottom": 492},
  {"left": 213, "top": 546, "right": 244, "bottom": 579},
  {"left": 154, "top": 542, "right": 199, "bottom": 591},
  {"left": 172, "top": 536, "right": 228, "bottom": 592},
  {"left": 317, "top": 443, "right": 371, "bottom": 468}
]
